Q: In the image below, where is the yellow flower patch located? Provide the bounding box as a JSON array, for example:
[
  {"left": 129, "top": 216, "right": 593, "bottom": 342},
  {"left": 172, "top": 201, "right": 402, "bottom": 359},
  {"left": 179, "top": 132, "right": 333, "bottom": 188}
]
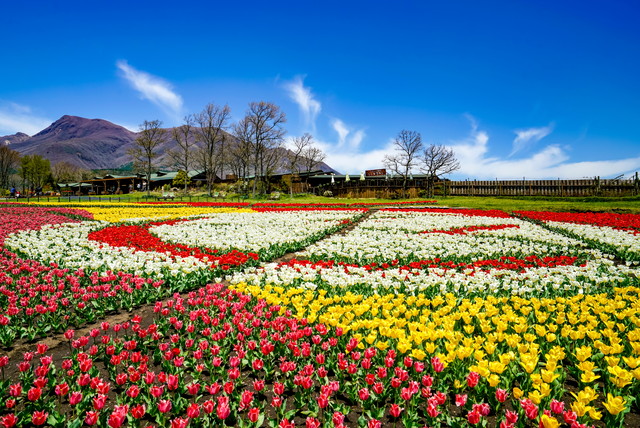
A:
[{"left": 232, "top": 282, "right": 640, "bottom": 413}]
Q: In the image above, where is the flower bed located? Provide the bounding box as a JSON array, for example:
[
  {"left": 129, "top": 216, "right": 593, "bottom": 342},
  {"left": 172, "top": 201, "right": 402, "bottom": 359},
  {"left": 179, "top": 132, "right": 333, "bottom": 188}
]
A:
[
  {"left": 1, "top": 205, "right": 639, "bottom": 426},
  {"left": 229, "top": 208, "right": 640, "bottom": 426},
  {"left": 517, "top": 211, "right": 640, "bottom": 263},
  {"left": 0, "top": 283, "right": 603, "bottom": 428}
]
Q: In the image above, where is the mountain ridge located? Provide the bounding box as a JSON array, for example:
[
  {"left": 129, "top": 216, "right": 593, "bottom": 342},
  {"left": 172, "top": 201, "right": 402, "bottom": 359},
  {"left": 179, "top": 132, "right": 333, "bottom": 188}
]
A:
[{"left": 1, "top": 116, "right": 338, "bottom": 174}]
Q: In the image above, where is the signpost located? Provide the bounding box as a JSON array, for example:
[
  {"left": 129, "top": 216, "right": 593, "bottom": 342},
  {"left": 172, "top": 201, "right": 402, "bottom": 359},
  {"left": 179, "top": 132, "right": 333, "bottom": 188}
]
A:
[{"left": 365, "top": 168, "right": 387, "bottom": 177}]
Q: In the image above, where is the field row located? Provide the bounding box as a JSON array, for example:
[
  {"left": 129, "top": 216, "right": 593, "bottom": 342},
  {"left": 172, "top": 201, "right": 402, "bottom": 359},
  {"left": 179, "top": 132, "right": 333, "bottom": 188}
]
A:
[{"left": 0, "top": 203, "right": 639, "bottom": 427}]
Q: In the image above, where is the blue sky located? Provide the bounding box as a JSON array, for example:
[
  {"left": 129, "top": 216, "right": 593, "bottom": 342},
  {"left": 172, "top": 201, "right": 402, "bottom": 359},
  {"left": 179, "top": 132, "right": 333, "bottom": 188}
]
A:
[{"left": 2, "top": 0, "right": 640, "bottom": 178}]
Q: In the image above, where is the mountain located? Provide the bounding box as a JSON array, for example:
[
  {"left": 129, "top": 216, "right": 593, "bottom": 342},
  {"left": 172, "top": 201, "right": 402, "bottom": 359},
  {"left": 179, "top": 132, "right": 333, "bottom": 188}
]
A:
[
  {"left": 5, "top": 115, "right": 339, "bottom": 174},
  {"left": 1, "top": 132, "right": 30, "bottom": 145},
  {"left": 7, "top": 116, "right": 138, "bottom": 170}
]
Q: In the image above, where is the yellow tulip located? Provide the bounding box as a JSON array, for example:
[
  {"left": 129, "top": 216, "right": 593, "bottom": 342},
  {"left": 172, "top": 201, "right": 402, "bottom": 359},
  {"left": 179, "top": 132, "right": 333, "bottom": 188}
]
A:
[
  {"left": 512, "top": 387, "right": 524, "bottom": 399},
  {"left": 528, "top": 390, "right": 544, "bottom": 405},
  {"left": 488, "top": 361, "right": 507, "bottom": 374},
  {"left": 571, "top": 387, "right": 598, "bottom": 404},
  {"left": 570, "top": 401, "right": 588, "bottom": 417},
  {"left": 623, "top": 356, "right": 640, "bottom": 369},
  {"left": 487, "top": 374, "right": 500, "bottom": 387},
  {"left": 602, "top": 394, "right": 627, "bottom": 416},
  {"left": 540, "top": 414, "right": 560, "bottom": 428},
  {"left": 541, "top": 369, "right": 560, "bottom": 384},
  {"left": 576, "top": 360, "right": 596, "bottom": 372},
  {"left": 587, "top": 407, "right": 602, "bottom": 421},
  {"left": 580, "top": 371, "right": 600, "bottom": 383},
  {"left": 575, "top": 346, "right": 592, "bottom": 362}
]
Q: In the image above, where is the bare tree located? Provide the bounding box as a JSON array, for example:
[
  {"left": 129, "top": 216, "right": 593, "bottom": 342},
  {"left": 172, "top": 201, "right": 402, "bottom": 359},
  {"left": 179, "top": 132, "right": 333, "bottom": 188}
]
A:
[
  {"left": 230, "top": 117, "right": 254, "bottom": 187},
  {"left": 195, "top": 103, "right": 231, "bottom": 196},
  {"left": 383, "top": 130, "right": 423, "bottom": 197},
  {"left": 0, "top": 145, "right": 20, "bottom": 190},
  {"left": 286, "top": 133, "right": 314, "bottom": 196},
  {"left": 169, "top": 115, "right": 196, "bottom": 194},
  {"left": 243, "top": 102, "right": 287, "bottom": 196},
  {"left": 420, "top": 144, "right": 460, "bottom": 197},
  {"left": 51, "top": 161, "right": 91, "bottom": 185},
  {"left": 301, "top": 143, "right": 326, "bottom": 190},
  {"left": 128, "top": 120, "right": 166, "bottom": 197}
]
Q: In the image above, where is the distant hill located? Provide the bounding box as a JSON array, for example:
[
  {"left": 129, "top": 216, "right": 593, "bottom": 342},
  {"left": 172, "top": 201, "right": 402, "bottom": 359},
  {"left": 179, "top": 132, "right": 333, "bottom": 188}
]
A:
[
  {"left": 1, "top": 132, "right": 30, "bottom": 145},
  {"left": 1, "top": 115, "right": 339, "bottom": 174}
]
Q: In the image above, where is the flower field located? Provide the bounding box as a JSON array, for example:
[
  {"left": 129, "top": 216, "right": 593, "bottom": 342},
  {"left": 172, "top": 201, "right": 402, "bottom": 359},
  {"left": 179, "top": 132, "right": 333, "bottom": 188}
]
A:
[{"left": 0, "top": 202, "right": 639, "bottom": 427}]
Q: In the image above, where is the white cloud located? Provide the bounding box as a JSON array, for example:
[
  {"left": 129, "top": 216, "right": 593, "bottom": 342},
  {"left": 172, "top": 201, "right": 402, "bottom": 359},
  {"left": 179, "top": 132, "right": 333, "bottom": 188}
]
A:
[
  {"left": 510, "top": 124, "right": 554, "bottom": 156},
  {"left": 0, "top": 102, "right": 51, "bottom": 136},
  {"left": 314, "top": 137, "right": 392, "bottom": 174},
  {"left": 116, "top": 60, "right": 183, "bottom": 119},
  {"left": 451, "top": 116, "right": 640, "bottom": 179},
  {"left": 283, "top": 76, "right": 321, "bottom": 131},
  {"left": 331, "top": 119, "right": 365, "bottom": 149}
]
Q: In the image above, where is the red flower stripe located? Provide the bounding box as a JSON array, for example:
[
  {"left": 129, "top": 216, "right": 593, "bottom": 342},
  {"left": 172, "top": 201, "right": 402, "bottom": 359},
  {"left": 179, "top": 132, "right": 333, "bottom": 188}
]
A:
[
  {"left": 0, "top": 206, "right": 93, "bottom": 245},
  {"left": 516, "top": 211, "right": 640, "bottom": 233},
  {"left": 275, "top": 254, "right": 581, "bottom": 274},
  {"left": 88, "top": 221, "right": 258, "bottom": 270}
]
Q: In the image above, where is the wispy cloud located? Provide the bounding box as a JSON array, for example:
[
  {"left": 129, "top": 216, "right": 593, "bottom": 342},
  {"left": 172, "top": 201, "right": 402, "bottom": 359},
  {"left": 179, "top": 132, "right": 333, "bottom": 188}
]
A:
[
  {"left": 331, "top": 119, "right": 365, "bottom": 149},
  {"left": 0, "top": 102, "right": 51, "bottom": 136},
  {"left": 283, "top": 76, "right": 321, "bottom": 131},
  {"left": 510, "top": 123, "right": 554, "bottom": 156},
  {"left": 116, "top": 60, "right": 183, "bottom": 119},
  {"left": 451, "top": 116, "right": 640, "bottom": 179}
]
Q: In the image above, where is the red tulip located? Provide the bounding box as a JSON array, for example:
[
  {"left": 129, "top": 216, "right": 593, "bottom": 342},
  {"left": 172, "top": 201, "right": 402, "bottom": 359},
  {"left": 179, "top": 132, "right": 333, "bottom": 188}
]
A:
[
  {"left": 248, "top": 407, "right": 260, "bottom": 423},
  {"left": 495, "top": 388, "right": 509, "bottom": 403},
  {"left": 455, "top": 394, "right": 468, "bottom": 407},
  {"left": 467, "top": 371, "right": 480, "bottom": 388},
  {"left": 31, "top": 411, "right": 48, "bottom": 426},
  {"left": 130, "top": 404, "right": 145, "bottom": 419},
  {"left": 69, "top": 391, "right": 83, "bottom": 405},
  {"left": 1, "top": 414, "right": 17, "bottom": 428},
  {"left": 467, "top": 410, "right": 481, "bottom": 425},
  {"left": 27, "top": 387, "right": 42, "bottom": 401},
  {"left": 158, "top": 400, "right": 172, "bottom": 413},
  {"left": 84, "top": 411, "right": 99, "bottom": 426},
  {"left": 8, "top": 384, "right": 21, "bottom": 397},
  {"left": 186, "top": 403, "right": 200, "bottom": 419},
  {"left": 358, "top": 387, "right": 370, "bottom": 401}
]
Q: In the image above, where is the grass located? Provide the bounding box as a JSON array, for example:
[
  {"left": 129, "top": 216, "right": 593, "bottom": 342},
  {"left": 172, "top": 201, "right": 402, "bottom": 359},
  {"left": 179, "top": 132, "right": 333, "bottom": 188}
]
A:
[
  {"left": 7, "top": 192, "right": 640, "bottom": 213},
  {"left": 436, "top": 195, "right": 640, "bottom": 213}
]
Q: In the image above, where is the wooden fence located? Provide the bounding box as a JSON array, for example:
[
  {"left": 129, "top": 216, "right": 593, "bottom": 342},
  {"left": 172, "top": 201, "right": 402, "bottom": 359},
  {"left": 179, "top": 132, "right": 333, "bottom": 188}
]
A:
[{"left": 320, "top": 175, "right": 640, "bottom": 198}]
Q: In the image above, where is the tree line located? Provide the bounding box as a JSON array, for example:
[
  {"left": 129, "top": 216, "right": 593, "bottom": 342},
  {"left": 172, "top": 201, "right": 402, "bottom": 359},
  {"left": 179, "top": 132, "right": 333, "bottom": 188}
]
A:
[
  {"left": 130, "top": 101, "right": 327, "bottom": 197},
  {"left": 0, "top": 145, "right": 93, "bottom": 196},
  {"left": 1, "top": 100, "right": 460, "bottom": 198}
]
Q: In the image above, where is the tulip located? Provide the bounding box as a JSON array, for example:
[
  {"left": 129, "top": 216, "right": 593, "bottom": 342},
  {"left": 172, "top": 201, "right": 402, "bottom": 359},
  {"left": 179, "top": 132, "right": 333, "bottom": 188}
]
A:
[
  {"left": 31, "top": 411, "right": 48, "bottom": 426},
  {"left": 186, "top": 403, "right": 200, "bottom": 419},
  {"left": 358, "top": 387, "right": 370, "bottom": 401},
  {"left": 248, "top": 407, "right": 260, "bottom": 423},
  {"left": 455, "top": 394, "right": 467, "bottom": 407},
  {"left": 467, "top": 410, "right": 481, "bottom": 425},
  {"left": 158, "top": 400, "right": 172, "bottom": 413},
  {"left": 27, "top": 387, "right": 42, "bottom": 401},
  {"left": 603, "top": 393, "right": 627, "bottom": 416},
  {"left": 389, "top": 404, "right": 403, "bottom": 418},
  {"left": 8, "top": 384, "right": 21, "bottom": 398},
  {"left": 495, "top": 388, "right": 509, "bottom": 403},
  {"left": 84, "top": 411, "right": 99, "bottom": 426},
  {"left": 69, "top": 391, "right": 83, "bottom": 405},
  {"left": 0, "top": 414, "right": 17, "bottom": 428},
  {"left": 130, "top": 404, "right": 146, "bottom": 419}
]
